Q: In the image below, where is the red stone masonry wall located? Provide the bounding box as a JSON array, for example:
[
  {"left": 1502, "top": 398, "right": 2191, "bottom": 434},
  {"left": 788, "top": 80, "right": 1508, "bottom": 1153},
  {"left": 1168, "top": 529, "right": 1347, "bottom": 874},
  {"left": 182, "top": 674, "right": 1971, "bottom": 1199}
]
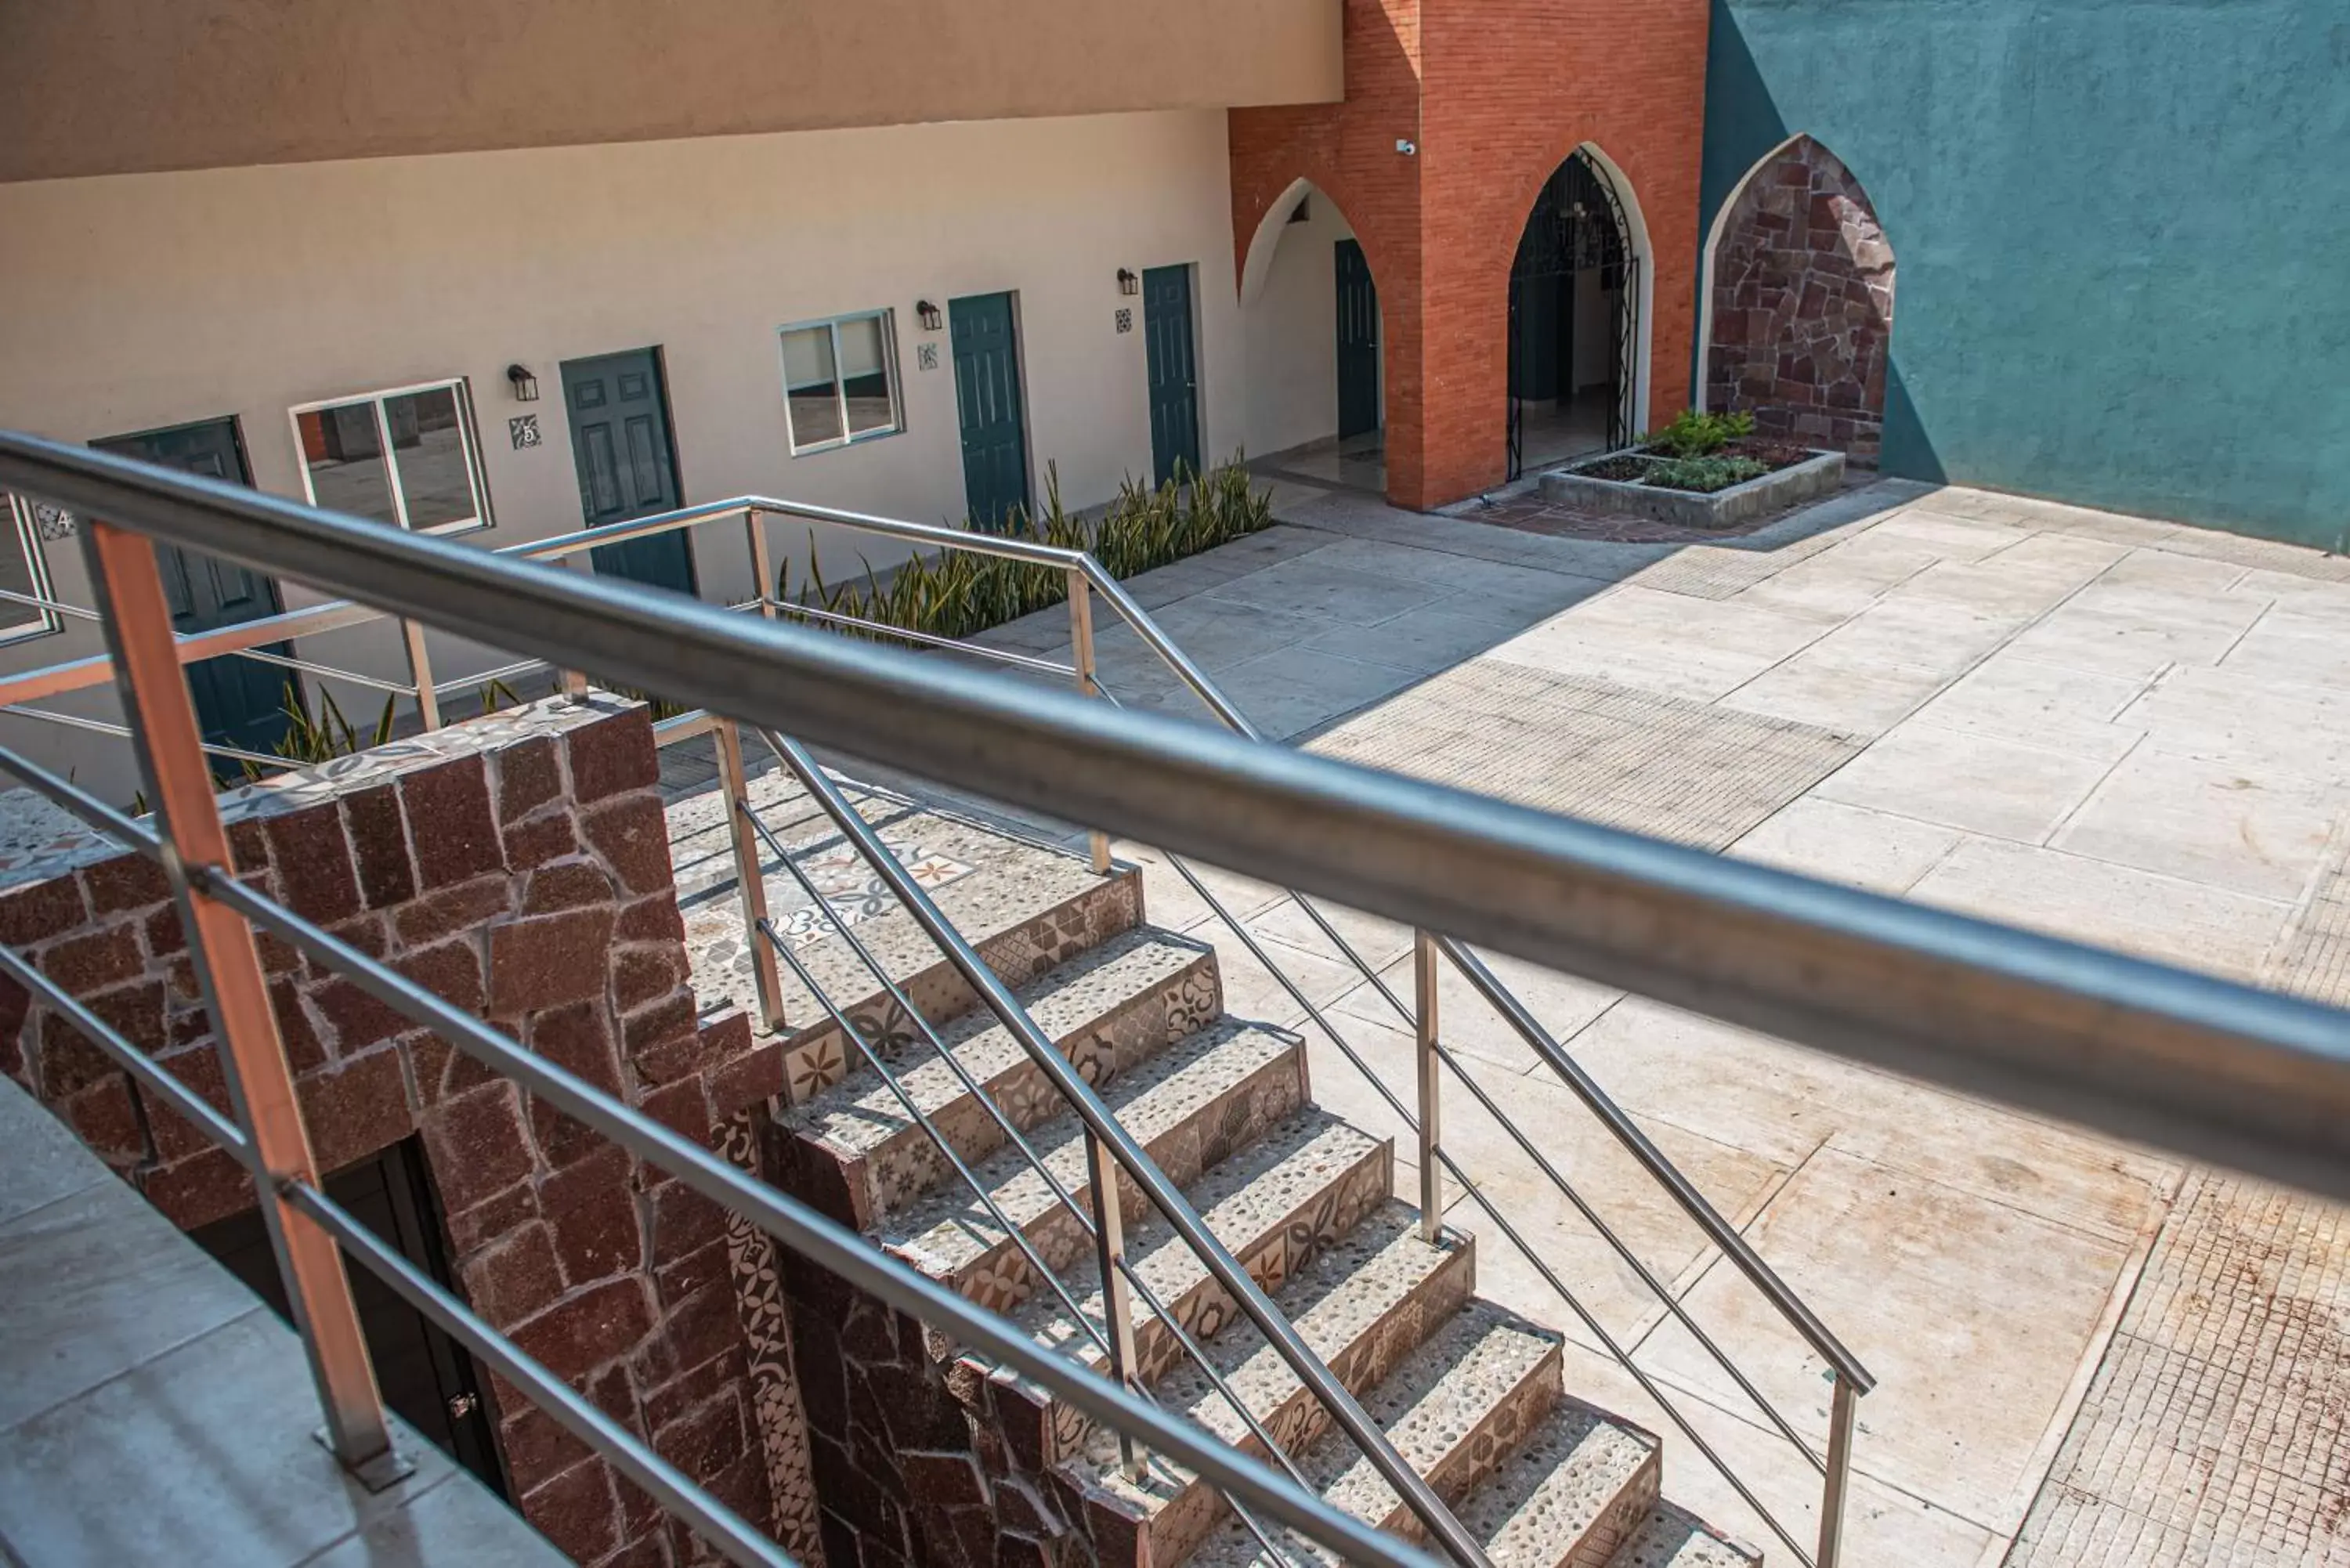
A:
[
  {"left": 1229, "top": 0, "right": 1712, "bottom": 509},
  {"left": 0, "top": 695, "right": 775, "bottom": 1566}
]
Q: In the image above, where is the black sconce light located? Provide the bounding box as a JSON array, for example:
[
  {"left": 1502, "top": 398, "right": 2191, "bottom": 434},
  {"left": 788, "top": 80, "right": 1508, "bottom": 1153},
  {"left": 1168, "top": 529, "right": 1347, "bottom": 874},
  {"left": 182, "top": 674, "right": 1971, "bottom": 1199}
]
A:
[
  {"left": 1116, "top": 268, "right": 1140, "bottom": 297},
  {"left": 505, "top": 363, "right": 540, "bottom": 403},
  {"left": 915, "top": 299, "right": 942, "bottom": 332}
]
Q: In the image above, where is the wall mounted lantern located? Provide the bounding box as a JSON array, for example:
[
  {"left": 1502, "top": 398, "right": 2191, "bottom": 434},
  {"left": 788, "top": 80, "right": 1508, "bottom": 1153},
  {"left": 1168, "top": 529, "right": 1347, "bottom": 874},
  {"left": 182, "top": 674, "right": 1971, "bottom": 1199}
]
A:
[
  {"left": 505, "top": 363, "right": 540, "bottom": 403},
  {"left": 1116, "top": 268, "right": 1140, "bottom": 296},
  {"left": 915, "top": 299, "right": 943, "bottom": 332}
]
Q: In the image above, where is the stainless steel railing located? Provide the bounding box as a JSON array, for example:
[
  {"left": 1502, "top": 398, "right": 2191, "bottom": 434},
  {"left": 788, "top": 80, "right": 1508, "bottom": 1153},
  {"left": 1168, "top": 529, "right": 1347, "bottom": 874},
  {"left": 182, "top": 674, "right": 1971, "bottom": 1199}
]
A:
[
  {"left": 0, "top": 441, "right": 1448, "bottom": 1568},
  {"left": 8, "top": 432, "right": 2350, "bottom": 1563}
]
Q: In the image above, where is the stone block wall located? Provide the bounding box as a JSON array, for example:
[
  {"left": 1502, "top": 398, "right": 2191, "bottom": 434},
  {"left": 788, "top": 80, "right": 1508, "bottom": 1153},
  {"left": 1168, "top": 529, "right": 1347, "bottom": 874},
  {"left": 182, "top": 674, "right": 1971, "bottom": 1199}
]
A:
[
  {"left": 1706, "top": 134, "right": 1896, "bottom": 465},
  {"left": 0, "top": 695, "right": 779, "bottom": 1566}
]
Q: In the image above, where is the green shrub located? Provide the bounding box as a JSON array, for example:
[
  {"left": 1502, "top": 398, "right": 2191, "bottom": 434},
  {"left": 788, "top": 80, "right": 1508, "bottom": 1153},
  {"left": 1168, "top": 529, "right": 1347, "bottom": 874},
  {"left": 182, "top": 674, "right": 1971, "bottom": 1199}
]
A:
[
  {"left": 1643, "top": 408, "right": 1755, "bottom": 460},
  {"left": 1642, "top": 454, "right": 1770, "bottom": 493},
  {"left": 778, "top": 455, "right": 1272, "bottom": 642}
]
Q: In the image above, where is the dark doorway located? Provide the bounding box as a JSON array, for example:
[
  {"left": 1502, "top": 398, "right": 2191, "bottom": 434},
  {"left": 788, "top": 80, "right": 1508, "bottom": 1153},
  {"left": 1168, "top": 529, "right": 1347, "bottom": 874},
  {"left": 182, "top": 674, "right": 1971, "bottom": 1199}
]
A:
[
  {"left": 949, "top": 292, "right": 1032, "bottom": 530},
  {"left": 191, "top": 1138, "right": 506, "bottom": 1494},
  {"left": 92, "top": 419, "right": 295, "bottom": 771},
  {"left": 1506, "top": 151, "right": 1638, "bottom": 479},
  {"left": 1142, "top": 265, "right": 1202, "bottom": 487},
  {"left": 1334, "top": 239, "right": 1381, "bottom": 442},
  {"left": 560, "top": 349, "right": 697, "bottom": 596}
]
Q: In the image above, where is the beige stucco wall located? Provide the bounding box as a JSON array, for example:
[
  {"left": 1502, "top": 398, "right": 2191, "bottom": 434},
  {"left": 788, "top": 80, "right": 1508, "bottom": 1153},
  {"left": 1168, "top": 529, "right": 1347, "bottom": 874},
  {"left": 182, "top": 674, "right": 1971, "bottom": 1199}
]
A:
[
  {"left": 0, "top": 0, "right": 1341, "bottom": 183},
  {"left": 0, "top": 109, "right": 1249, "bottom": 804}
]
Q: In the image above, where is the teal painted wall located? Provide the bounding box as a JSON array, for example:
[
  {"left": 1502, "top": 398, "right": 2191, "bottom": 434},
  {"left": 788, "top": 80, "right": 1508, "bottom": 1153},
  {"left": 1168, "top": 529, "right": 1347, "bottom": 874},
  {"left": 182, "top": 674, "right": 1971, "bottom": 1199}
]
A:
[{"left": 1701, "top": 1, "right": 2350, "bottom": 547}]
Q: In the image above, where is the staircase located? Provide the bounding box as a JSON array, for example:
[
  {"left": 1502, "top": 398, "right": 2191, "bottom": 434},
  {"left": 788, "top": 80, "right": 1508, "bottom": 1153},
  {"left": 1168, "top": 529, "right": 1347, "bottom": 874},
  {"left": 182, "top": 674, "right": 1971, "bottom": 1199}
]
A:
[{"left": 677, "top": 760, "right": 1761, "bottom": 1568}]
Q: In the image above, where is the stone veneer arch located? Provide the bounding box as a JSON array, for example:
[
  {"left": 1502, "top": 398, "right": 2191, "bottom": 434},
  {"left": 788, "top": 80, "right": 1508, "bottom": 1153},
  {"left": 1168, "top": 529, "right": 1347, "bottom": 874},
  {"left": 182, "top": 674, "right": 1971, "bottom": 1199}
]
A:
[{"left": 1702, "top": 133, "right": 1896, "bottom": 464}]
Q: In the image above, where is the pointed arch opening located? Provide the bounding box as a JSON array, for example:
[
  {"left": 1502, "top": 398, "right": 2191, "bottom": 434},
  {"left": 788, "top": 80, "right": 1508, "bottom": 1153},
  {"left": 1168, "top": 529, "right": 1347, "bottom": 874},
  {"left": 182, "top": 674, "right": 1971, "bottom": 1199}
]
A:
[
  {"left": 1505, "top": 145, "right": 1651, "bottom": 479},
  {"left": 1238, "top": 179, "right": 1386, "bottom": 494},
  {"left": 1702, "top": 135, "right": 1896, "bottom": 465}
]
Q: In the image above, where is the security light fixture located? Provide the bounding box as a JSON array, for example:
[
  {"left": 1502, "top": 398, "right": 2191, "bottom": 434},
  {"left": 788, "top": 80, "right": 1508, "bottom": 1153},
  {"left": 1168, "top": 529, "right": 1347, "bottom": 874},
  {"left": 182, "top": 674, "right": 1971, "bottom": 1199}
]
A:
[
  {"left": 915, "top": 299, "right": 943, "bottom": 332},
  {"left": 505, "top": 364, "right": 539, "bottom": 403},
  {"left": 1396, "top": 138, "right": 1418, "bottom": 157},
  {"left": 1116, "top": 269, "right": 1140, "bottom": 296}
]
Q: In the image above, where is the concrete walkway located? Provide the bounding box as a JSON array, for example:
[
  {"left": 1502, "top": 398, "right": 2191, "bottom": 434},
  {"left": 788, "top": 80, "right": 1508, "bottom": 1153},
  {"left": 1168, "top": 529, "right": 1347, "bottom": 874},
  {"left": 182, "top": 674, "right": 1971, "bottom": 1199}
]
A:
[{"left": 969, "top": 476, "right": 2350, "bottom": 1564}]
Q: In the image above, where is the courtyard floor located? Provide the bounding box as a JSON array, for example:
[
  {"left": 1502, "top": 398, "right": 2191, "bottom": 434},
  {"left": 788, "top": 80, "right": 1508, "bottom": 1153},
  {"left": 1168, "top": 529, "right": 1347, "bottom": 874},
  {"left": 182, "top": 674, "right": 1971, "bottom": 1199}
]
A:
[{"left": 964, "top": 474, "right": 2350, "bottom": 1564}]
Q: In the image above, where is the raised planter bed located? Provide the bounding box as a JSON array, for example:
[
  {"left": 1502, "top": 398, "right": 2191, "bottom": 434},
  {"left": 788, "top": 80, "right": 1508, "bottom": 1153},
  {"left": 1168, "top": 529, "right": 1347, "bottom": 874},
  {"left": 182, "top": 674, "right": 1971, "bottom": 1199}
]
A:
[{"left": 1538, "top": 443, "right": 1845, "bottom": 529}]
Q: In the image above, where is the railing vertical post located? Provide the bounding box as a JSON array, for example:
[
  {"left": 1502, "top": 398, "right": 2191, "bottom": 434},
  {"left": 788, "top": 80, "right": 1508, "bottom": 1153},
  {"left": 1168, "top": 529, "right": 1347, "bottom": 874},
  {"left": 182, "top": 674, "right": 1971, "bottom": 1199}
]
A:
[
  {"left": 1086, "top": 1131, "right": 1145, "bottom": 1482},
  {"left": 715, "top": 718, "right": 786, "bottom": 1031},
  {"left": 398, "top": 619, "right": 441, "bottom": 732},
  {"left": 1817, "top": 1372, "right": 1858, "bottom": 1568},
  {"left": 1414, "top": 930, "right": 1443, "bottom": 1243},
  {"left": 559, "top": 555, "right": 593, "bottom": 699},
  {"left": 78, "top": 519, "right": 408, "bottom": 1488},
  {"left": 1065, "top": 569, "right": 1112, "bottom": 876},
  {"left": 744, "top": 507, "right": 777, "bottom": 620}
]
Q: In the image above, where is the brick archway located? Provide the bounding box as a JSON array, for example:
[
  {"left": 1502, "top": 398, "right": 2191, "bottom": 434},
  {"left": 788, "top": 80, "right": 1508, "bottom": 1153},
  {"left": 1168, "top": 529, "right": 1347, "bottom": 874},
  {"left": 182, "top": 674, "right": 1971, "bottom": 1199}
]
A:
[{"left": 1705, "top": 135, "right": 1896, "bottom": 465}]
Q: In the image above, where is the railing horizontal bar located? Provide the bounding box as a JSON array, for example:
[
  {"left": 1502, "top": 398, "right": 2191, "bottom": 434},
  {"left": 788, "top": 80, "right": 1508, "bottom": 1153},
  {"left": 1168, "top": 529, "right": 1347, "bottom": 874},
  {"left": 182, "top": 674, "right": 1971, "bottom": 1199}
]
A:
[
  {"left": 432, "top": 657, "right": 549, "bottom": 697},
  {"left": 222, "top": 642, "right": 418, "bottom": 698},
  {"left": 0, "top": 739, "right": 161, "bottom": 853},
  {"left": 283, "top": 1180, "right": 791, "bottom": 1568},
  {"left": 1443, "top": 938, "right": 1873, "bottom": 1390},
  {"left": 0, "top": 701, "right": 291, "bottom": 769},
  {"left": 0, "top": 585, "right": 100, "bottom": 623},
  {"left": 653, "top": 708, "right": 722, "bottom": 744},
  {"left": 187, "top": 857, "right": 1444, "bottom": 1568},
  {"left": 9, "top": 432, "right": 2350, "bottom": 1205},
  {"left": 770, "top": 598, "right": 1079, "bottom": 677},
  {"left": 0, "top": 941, "right": 251, "bottom": 1157},
  {"left": 752, "top": 500, "right": 1086, "bottom": 571}
]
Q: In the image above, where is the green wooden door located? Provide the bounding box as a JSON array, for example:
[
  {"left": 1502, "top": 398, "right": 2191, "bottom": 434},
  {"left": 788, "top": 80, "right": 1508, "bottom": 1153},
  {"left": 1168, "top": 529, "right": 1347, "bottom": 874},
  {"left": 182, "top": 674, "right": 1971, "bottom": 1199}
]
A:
[
  {"left": 1335, "top": 240, "right": 1381, "bottom": 440},
  {"left": 949, "top": 292, "right": 1032, "bottom": 530},
  {"left": 92, "top": 419, "right": 295, "bottom": 772},
  {"left": 1143, "top": 265, "right": 1202, "bottom": 486},
  {"left": 560, "top": 349, "right": 698, "bottom": 596}
]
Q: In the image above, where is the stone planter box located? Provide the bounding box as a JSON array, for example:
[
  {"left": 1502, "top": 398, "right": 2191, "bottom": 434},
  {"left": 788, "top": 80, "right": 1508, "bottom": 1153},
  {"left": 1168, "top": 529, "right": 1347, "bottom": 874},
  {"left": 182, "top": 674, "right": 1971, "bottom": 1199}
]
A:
[{"left": 1538, "top": 446, "right": 1846, "bottom": 529}]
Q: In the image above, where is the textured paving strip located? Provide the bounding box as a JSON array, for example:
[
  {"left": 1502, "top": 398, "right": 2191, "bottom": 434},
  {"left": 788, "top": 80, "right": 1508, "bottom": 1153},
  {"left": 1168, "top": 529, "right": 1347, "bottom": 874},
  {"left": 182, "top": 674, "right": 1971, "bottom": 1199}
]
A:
[
  {"left": 2005, "top": 1172, "right": 2350, "bottom": 1566},
  {"left": 1306, "top": 660, "right": 1864, "bottom": 851}
]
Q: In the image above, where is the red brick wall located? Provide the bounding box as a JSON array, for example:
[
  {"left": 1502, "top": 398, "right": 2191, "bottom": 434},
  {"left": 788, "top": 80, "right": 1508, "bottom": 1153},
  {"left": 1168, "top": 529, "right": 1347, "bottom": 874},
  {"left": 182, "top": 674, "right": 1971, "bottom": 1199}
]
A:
[
  {"left": 0, "top": 698, "right": 775, "bottom": 1566},
  {"left": 1230, "top": 0, "right": 1712, "bottom": 508}
]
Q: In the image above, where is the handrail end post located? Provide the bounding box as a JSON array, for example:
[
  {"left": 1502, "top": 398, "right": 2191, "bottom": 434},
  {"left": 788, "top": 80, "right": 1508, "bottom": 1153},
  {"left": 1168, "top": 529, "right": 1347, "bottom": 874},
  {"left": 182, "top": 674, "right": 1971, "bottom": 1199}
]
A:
[
  {"left": 1816, "top": 1371, "right": 1858, "bottom": 1568},
  {"left": 716, "top": 719, "right": 787, "bottom": 1031},
  {"left": 1065, "top": 568, "right": 1112, "bottom": 875},
  {"left": 1415, "top": 929, "right": 1443, "bottom": 1245}
]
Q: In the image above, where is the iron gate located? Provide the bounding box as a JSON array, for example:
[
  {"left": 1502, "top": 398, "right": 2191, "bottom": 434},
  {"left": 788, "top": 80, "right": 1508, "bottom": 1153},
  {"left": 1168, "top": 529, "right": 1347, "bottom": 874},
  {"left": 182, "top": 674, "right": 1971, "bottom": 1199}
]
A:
[{"left": 1506, "top": 150, "right": 1640, "bottom": 480}]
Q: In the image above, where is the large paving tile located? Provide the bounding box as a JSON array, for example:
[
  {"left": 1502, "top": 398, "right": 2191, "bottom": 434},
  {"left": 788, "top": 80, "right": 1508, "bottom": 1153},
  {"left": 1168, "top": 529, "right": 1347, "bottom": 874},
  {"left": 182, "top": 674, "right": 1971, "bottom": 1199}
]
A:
[
  {"left": 2052, "top": 746, "right": 2349, "bottom": 901},
  {"left": 1112, "top": 839, "right": 1290, "bottom": 932},
  {"left": 1203, "top": 645, "right": 1425, "bottom": 739},
  {"left": 0, "top": 1312, "right": 459, "bottom": 1567},
  {"left": 1906, "top": 652, "right": 2148, "bottom": 763},
  {"left": 2095, "top": 546, "right": 2253, "bottom": 597},
  {"left": 2216, "top": 605, "right": 2350, "bottom": 688},
  {"left": 1812, "top": 722, "right": 2119, "bottom": 844},
  {"left": 1300, "top": 603, "right": 1520, "bottom": 674},
  {"left": 1867, "top": 511, "right": 2036, "bottom": 563},
  {"left": 1906, "top": 836, "right": 2291, "bottom": 979},
  {"left": 1791, "top": 592, "right": 2026, "bottom": 679},
  {"left": 1243, "top": 891, "right": 1415, "bottom": 976},
  {"left": 1714, "top": 642, "right": 1949, "bottom": 734},
  {"left": 1481, "top": 586, "right": 1824, "bottom": 702},
  {"left": 1637, "top": 1147, "right": 2138, "bottom": 1532},
  {"left": 1198, "top": 549, "right": 1454, "bottom": 623},
  {"left": 302, "top": 1472, "right": 561, "bottom": 1567},
  {"left": 2118, "top": 663, "right": 2350, "bottom": 777},
  {"left": 2001, "top": 583, "right": 2266, "bottom": 681},
  {"left": 1332, "top": 941, "right": 1622, "bottom": 1078},
  {"left": 1548, "top": 1333, "right": 1999, "bottom": 1567},
  {"left": 0, "top": 1178, "right": 266, "bottom": 1431},
  {"left": 1095, "top": 594, "right": 1340, "bottom": 675},
  {"left": 1727, "top": 797, "right": 1964, "bottom": 895}
]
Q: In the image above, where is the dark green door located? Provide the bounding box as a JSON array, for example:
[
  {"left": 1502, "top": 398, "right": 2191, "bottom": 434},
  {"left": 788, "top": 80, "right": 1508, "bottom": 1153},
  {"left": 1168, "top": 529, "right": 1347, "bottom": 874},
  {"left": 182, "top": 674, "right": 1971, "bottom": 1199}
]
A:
[
  {"left": 92, "top": 419, "right": 295, "bottom": 771},
  {"left": 949, "top": 292, "right": 1031, "bottom": 530},
  {"left": 192, "top": 1139, "right": 506, "bottom": 1495},
  {"left": 1335, "top": 240, "right": 1381, "bottom": 441},
  {"left": 560, "top": 349, "right": 697, "bottom": 596},
  {"left": 1142, "top": 265, "right": 1202, "bottom": 486}
]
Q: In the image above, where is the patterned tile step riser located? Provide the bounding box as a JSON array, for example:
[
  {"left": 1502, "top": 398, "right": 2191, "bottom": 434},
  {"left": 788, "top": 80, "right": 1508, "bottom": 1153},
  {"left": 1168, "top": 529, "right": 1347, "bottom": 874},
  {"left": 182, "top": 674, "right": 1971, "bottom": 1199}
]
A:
[
  {"left": 898, "top": 1043, "right": 1316, "bottom": 1316},
  {"left": 761, "top": 869, "right": 1144, "bottom": 1108},
  {"left": 985, "top": 1130, "right": 1400, "bottom": 1482},
  {"left": 1458, "top": 1403, "right": 1666, "bottom": 1568},
  {"left": 1058, "top": 1215, "right": 1477, "bottom": 1568},
  {"left": 773, "top": 934, "right": 1221, "bottom": 1230},
  {"left": 1184, "top": 1304, "right": 1571, "bottom": 1568}
]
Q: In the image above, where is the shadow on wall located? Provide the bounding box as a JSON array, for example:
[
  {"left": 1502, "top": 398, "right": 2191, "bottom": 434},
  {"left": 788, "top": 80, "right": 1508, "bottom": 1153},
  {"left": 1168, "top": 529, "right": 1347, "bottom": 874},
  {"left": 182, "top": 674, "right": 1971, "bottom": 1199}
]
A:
[{"left": 1697, "top": 1, "right": 1942, "bottom": 487}]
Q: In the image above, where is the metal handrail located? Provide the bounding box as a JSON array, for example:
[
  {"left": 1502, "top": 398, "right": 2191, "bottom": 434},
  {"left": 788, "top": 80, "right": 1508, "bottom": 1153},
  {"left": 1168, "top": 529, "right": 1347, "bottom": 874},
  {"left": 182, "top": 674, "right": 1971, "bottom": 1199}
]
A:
[
  {"left": 11, "top": 434, "right": 2350, "bottom": 1545},
  {"left": 0, "top": 732, "right": 1443, "bottom": 1568}
]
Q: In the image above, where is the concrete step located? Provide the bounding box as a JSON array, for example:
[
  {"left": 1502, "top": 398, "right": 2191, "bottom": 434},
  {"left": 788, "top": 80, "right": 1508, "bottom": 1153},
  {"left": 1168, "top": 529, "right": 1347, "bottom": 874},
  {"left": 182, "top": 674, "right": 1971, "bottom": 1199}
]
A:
[
  {"left": 873, "top": 1019, "right": 1312, "bottom": 1312},
  {"left": 770, "top": 927, "right": 1220, "bottom": 1228},
  {"left": 1601, "top": 1502, "right": 1760, "bottom": 1568},
  {"left": 665, "top": 763, "right": 1144, "bottom": 1110},
  {"left": 977, "top": 1116, "right": 1400, "bottom": 1476},
  {"left": 1185, "top": 1300, "right": 1573, "bottom": 1566},
  {"left": 1455, "top": 1397, "right": 1663, "bottom": 1568},
  {"left": 1054, "top": 1204, "right": 1475, "bottom": 1567}
]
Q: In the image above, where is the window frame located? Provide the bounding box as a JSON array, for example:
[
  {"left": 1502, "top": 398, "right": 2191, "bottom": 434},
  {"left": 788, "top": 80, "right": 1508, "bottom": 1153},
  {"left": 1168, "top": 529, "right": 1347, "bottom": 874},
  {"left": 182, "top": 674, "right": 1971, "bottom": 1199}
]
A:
[
  {"left": 286, "top": 377, "right": 495, "bottom": 537},
  {"left": 777, "top": 310, "right": 905, "bottom": 456},
  {"left": 0, "top": 495, "right": 62, "bottom": 645}
]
